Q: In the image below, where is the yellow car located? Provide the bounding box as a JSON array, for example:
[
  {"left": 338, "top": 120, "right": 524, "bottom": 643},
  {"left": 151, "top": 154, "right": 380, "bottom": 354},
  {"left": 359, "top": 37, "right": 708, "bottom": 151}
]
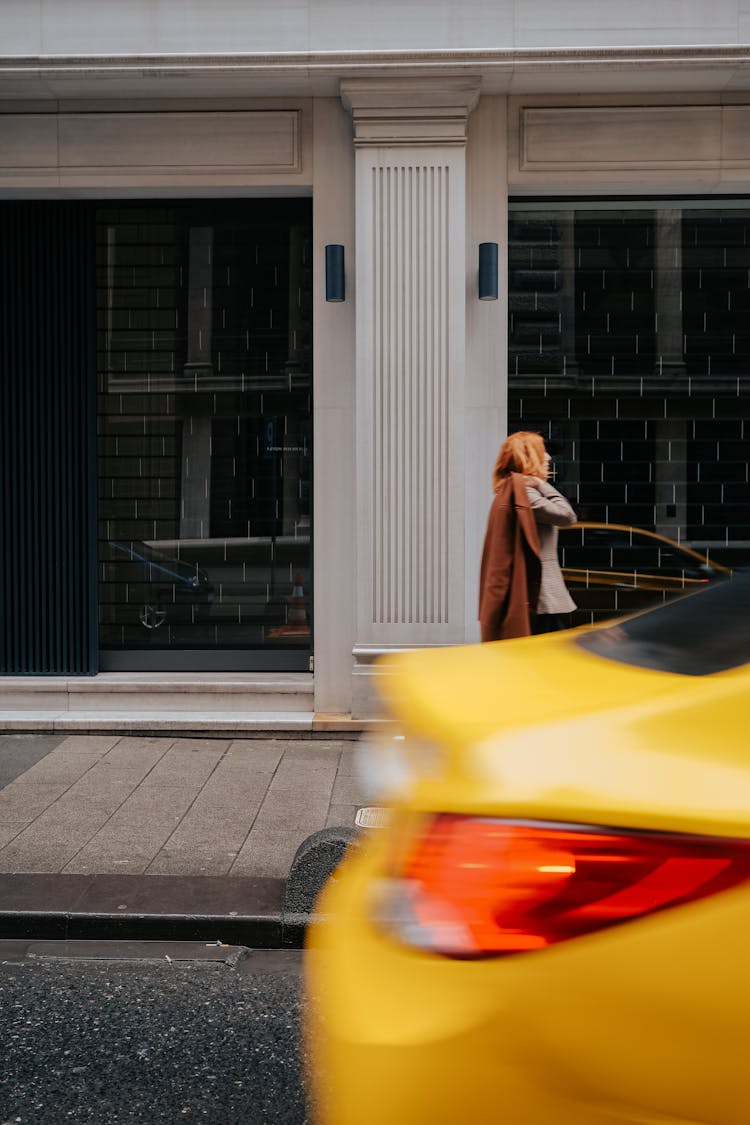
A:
[{"left": 305, "top": 574, "right": 750, "bottom": 1125}]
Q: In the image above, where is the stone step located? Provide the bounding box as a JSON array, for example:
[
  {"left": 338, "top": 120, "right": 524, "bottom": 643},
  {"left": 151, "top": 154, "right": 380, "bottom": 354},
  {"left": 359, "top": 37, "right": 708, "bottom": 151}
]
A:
[
  {"left": 0, "top": 673, "right": 314, "bottom": 715},
  {"left": 0, "top": 709, "right": 317, "bottom": 735},
  {"left": 0, "top": 709, "right": 380, "bottom": 736}
]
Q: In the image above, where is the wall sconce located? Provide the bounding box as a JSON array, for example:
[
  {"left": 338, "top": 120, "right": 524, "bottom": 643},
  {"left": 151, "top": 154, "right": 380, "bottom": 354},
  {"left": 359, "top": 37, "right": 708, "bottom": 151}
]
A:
[
  {"left": 325, "top": 244, "right": 345, "bottom": 302},
  {"left": 478, "top": 242, "right": 498, "bottom": 301}
]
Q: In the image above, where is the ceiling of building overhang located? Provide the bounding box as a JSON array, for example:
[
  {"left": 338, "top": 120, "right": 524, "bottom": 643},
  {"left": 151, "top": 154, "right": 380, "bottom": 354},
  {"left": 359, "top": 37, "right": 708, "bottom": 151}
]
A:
[{"left": 1, "top": 49, "right": 750, "bottom": 103}]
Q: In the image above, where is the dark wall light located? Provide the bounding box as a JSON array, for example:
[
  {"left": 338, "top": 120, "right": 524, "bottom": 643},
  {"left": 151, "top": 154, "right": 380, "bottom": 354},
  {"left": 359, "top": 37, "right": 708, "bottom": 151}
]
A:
[
  {"left": 325, "top": 244, "right": 346, "bottom": 302},
  {"left": 478, "top": 241, "right": 499, "bottom": 301}
]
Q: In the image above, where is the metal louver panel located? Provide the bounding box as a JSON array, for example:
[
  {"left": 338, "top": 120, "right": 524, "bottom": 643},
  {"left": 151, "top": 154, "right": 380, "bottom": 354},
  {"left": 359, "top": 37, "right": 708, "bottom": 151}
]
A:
[{"left": 0, "top": 202, "right": 97, "bottom": 674}]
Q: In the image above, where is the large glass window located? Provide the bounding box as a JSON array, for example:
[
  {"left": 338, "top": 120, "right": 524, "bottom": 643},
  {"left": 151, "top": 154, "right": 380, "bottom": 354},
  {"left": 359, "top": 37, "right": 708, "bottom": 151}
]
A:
[
  {"left": 509, "top": 201, "right": 750, "bottom": 624},
  {"left": 97, "top": 202, "right": 312, "bottom": 669}
]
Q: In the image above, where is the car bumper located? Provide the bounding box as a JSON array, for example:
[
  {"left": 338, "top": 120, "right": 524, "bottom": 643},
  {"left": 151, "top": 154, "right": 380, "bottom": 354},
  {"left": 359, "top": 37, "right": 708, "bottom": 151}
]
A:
[{"left": 305, "top": 831, "right": 750, "bottom": 1125}]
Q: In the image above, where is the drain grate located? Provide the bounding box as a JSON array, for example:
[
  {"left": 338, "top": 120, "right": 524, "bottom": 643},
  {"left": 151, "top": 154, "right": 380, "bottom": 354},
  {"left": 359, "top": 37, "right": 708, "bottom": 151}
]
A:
[{"left": 355, "top": 806, "right": 390, "bottom": 829}]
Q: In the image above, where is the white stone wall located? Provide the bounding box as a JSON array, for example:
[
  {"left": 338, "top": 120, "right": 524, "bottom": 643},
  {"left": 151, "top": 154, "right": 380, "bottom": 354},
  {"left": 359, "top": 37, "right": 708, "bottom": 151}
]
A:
[
  {"left": 2, "top": 0, "right": 750, "bottom": 716},
  {"left": 311, "top": 97, "right": 356, "bottom": 716},
  {"left": 465, "top": 96, "right": 507, "bottom": 643},
  {"left": 0, "top": 103, "right": 312, "bottom": 192},
  {"left": 509, "top": 95, "right": 750, "bottom": 195},
  {"left": 2, "top": 0, "right": 749, "bottom": 55}
]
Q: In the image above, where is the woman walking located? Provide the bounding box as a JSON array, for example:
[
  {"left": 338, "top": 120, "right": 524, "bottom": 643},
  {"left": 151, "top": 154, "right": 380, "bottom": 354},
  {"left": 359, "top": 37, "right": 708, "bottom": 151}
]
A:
[{"left": 479, "top": 431, "right": 577, "bottom": 641}]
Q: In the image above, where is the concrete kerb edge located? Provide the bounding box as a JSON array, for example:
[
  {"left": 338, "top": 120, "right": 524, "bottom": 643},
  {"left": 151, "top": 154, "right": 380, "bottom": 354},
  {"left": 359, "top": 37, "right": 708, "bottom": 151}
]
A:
[
  {"left": 0, "top": 826, "right": 365, "bottom": 950},
  {"left": 0, "top": 722, "right": 387, "bottom": 739},
  {"left": 0, "top": 910, "right": 285, "bottom": 947}
]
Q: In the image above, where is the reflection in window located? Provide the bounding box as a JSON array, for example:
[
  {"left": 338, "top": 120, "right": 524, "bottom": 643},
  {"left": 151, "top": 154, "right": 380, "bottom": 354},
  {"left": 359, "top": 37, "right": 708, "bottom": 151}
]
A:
[
  {"left": 510, "top": 201, "right": 750, "bottom": 624},
  {"left": 96, "top": 202, "right": 312, "bottom": 665}
]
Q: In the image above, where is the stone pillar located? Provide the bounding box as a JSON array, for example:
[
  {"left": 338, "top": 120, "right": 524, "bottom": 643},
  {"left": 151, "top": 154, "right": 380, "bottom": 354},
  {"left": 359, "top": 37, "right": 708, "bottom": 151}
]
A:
[
  {"left": 653, "top": 211, "right": 686, "bottom": 545},
  {"left": 283, "top": 225, "right": 310, "bottom": 537},
  {"left": 340, "top": 78, "right": 480, "bottom": 716},
  {"left": 559, "top": 211, "right": 579, "bottom": 377},
  {"left": 179, "top": 415, "right": 212, "bottom": 540},
  {"left": 184, "top": 226, "right": 215, "bottom": 380},
  {"left": 311, "top": 97, "right": 356, "bottom": 715},
  {"left": 180, "top": 226, "right": 214, "bottom": 540},
  {"left": 654, "top": 420, "right": 688, "bottom": 541},
  {"left": 654, "top": 208, "right": 686, "bottom": 376},
  {"left": 465, "top": 96, "right": 507, "bottom": 641}
]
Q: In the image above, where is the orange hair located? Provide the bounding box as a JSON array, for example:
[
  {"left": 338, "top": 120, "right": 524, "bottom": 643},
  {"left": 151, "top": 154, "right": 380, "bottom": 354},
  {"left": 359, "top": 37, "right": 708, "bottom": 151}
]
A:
[{"left": 492, "top": 431, "right": 546, "bottom": 491}]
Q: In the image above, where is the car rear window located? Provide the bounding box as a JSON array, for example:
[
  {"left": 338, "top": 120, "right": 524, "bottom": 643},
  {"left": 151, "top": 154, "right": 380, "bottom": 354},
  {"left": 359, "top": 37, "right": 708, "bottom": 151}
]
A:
[{"left": 575, "top": 574, "right": 749, "bottom": 675}]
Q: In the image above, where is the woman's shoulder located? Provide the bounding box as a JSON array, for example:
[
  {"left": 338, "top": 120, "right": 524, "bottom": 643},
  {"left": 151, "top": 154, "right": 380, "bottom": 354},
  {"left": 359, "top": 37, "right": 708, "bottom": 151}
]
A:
[{"left": 490, "top": 476, "right": 512, "bottom": 500}]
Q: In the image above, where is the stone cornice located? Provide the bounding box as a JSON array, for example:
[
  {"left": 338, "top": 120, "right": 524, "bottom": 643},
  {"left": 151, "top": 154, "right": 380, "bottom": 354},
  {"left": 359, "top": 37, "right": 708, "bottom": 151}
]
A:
[
  {"left": 2, "top": 46, "right": 749, "bottom": 103},
  {"left": 2, "top": 45, "right": 750, "bottom": 72},
  {"left": 340, "top": 77, "right": 481, "bottom": 147}
]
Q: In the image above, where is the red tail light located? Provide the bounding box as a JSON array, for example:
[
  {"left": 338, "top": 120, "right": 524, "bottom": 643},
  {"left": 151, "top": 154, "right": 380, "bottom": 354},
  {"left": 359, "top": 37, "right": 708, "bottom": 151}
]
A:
[{"left": 376, "top": 816, "right": 750, "bottom": 957}]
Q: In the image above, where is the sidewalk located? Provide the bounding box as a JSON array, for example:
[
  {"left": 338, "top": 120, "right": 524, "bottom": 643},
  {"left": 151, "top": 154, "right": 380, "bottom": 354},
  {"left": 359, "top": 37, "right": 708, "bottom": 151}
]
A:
[{"left": 0, "top": 732, "right": 368, "bottom": 947}]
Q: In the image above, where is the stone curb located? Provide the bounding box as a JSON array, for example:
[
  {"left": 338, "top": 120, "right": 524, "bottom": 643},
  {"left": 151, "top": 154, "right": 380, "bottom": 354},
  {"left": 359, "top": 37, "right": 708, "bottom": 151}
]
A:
[
  {"left": 0, "top": 873, "right": 288, "bottom": 948},
  {"left": 282, "top": 825, "right": 361, "bottom": 947},
  {"left": 0, "top": 828, "right": 361, "bottom": 950}
]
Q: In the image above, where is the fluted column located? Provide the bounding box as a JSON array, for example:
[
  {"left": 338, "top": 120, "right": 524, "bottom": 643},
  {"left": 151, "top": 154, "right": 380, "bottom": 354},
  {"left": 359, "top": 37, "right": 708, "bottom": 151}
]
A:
[{"left": 341, "top": 79, "right": 479, "bottom": 679}]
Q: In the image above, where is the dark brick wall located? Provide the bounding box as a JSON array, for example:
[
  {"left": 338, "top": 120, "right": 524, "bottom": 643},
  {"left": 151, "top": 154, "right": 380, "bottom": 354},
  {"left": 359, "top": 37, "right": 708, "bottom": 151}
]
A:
[
  {"left": 509, "top": 205, "right": 750, "bottom": 624},
  {"left": 96, "top": 203, "right": 312, "bottom": 654}
]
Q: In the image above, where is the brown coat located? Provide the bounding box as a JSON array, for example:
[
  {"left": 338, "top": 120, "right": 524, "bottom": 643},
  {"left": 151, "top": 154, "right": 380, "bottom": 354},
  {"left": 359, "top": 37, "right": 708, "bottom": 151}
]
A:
[{"left": 478, "top": 473, "right": 542, "bottom": 641}]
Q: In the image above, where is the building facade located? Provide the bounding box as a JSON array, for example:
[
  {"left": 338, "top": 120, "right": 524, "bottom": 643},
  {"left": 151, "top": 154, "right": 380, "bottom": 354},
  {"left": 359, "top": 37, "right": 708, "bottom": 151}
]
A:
[{"left": 1, "top": 2, "right": 749, "bottom": 720}]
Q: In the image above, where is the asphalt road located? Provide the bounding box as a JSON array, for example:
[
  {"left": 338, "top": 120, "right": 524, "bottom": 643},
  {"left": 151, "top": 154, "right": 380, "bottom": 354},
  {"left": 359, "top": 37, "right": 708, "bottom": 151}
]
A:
[{"left": 0, "top": 942, "right": 311, "bottom": 1125}]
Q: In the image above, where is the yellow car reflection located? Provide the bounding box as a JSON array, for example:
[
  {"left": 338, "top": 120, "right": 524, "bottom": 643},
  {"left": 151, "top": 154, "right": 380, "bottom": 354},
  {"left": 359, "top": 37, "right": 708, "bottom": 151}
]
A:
[
  {"left": 559, "top": 522, "right": 732, "bottom": 625},
  {"left": 306, "top": 576, "right": 750, "bottom": 1125}
]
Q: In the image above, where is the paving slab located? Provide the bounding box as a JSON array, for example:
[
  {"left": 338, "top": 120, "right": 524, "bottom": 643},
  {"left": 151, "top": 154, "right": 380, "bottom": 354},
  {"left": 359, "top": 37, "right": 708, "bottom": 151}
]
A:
[
  {"left": 0, "top": 734, "right": 68, "bottom": 787},
  {"left": 0, "top": 732, "right": 367, "bottom": 944}
]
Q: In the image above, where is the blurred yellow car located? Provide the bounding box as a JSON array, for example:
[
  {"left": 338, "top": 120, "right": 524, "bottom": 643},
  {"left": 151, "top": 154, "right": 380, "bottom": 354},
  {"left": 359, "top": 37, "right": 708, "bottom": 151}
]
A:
[{"left": 305, "top": 575, "right": 750, "bottom": 1125}]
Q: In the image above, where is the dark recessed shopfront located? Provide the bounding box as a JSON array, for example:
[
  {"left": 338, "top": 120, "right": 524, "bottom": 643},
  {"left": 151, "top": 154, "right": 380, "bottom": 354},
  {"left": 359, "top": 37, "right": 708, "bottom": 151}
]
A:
[
  {"left": 509, "top": 200, "right": 750, "bottom": 624},
  {"left": 1, "top": 199, "right": 313, "bottom": 675},
  {"left": 97, "top": 201, "right": 313, "bottom": 670}
]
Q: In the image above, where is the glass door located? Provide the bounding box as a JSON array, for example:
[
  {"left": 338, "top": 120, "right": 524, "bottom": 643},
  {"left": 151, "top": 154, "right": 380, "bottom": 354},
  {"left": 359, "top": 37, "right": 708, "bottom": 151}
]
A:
[{"left": 96, "top": 201, "right": 312, "bottom": 670}]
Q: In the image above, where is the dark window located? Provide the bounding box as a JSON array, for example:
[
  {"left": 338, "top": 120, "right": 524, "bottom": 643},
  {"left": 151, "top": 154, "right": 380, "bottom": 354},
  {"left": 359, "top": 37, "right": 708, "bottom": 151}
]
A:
[
  {"left": 509, "top": 201, "right": 750, "bottom": 626},
  {"left": 96, "top": 201, "right": 312, "bottom": 669}
]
